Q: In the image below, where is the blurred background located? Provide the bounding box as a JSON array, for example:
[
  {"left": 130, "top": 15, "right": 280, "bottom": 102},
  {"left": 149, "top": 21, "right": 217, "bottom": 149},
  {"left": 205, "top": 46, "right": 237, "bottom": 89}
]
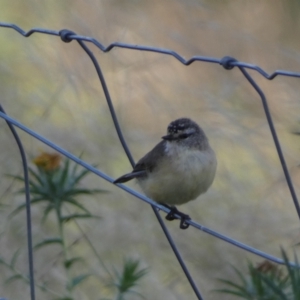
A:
[{"left": 1, "top": 0, "right": 300, "bottom": 299}]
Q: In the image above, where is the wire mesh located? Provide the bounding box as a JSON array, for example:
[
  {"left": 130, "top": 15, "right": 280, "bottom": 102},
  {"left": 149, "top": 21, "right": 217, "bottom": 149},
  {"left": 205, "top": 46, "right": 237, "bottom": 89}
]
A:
[{"left": 0, "top": 22, "right": 300, "bottom": 300}]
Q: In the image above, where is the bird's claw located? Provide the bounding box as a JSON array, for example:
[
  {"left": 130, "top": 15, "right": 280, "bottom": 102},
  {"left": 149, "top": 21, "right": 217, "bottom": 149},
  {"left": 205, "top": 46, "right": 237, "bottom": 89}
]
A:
[
  {"left": 179, "top": 217, "right": 190, "bottom": 229},
  {"left": 165, "top": 206, "right": 191, "bottom": 230}
]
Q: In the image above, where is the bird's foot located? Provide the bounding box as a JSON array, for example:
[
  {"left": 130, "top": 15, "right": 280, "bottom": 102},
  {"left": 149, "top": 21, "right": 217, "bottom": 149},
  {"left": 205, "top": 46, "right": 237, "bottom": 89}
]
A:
[{"left": 163, "top": 205, "right": 191, "bottom": 229}]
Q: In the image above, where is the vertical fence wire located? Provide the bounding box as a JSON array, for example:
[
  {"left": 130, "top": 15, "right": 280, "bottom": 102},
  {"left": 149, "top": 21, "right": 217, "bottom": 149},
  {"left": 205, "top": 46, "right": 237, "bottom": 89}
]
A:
[
  {"left": 237, "top": 66, "right": 300, "bottom": 218},
  {"left": 0, "top": 105, "right": 36, "bottom": 300}
]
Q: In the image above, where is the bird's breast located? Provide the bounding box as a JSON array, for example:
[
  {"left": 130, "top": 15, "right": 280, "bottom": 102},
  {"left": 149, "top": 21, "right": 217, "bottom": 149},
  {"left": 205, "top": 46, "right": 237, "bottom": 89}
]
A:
[{"left": 137, "top": 143, "right": 217, "bottom": 205}]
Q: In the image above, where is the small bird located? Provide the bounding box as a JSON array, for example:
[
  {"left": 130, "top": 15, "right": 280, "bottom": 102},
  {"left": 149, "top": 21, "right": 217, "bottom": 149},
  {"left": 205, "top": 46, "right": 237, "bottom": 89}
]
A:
[{"left": 114, "top": 118, "right": 217, "bottom": 229}]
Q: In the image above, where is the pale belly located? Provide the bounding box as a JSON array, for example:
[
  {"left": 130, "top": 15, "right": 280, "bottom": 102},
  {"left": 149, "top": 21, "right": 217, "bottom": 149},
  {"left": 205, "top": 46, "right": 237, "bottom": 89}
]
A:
[{"left": 137, "top": 148, "right": 217, "bottom": 205}]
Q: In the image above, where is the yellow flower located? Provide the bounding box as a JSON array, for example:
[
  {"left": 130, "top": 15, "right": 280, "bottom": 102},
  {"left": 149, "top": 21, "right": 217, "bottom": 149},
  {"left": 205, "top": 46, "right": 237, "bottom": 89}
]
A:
[{"left": 33, "top": 152, "right": 62, "bottom": 171}]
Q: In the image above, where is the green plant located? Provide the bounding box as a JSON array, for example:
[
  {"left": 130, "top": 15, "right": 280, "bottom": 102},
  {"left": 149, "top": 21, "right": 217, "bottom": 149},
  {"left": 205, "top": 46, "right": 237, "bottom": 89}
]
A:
[
  {"left": 1, "top": 152, "right": 148, "bottom": 300},
  {"left": 111, "top": 258, "right": 148, "bottom": 300},
  {"left": 99, "top": 258, "right": 148, "bottom": 300},
  {"left": 216, "top": 249, "right": 300, "bottom": 300}
]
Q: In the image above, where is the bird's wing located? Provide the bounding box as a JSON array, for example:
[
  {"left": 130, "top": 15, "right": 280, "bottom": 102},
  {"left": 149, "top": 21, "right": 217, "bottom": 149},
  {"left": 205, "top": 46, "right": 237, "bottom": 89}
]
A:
[
  {"left": 113, "top": 170, "right": 147, "bottom": 183},
  {"left": 114, "top": 141, "right": 165, "bottom": 184}
]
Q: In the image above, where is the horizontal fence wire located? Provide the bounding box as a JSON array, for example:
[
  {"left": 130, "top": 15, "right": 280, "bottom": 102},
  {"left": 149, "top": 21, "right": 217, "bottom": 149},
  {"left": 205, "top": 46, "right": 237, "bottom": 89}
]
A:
[{"left": 0, "top": 22, "right": 300, "bottom": 300}]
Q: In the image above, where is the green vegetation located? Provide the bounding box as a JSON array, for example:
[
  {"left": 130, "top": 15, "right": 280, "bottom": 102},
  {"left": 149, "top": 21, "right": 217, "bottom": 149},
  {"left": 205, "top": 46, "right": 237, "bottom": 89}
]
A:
[
  {"left": 0, "top": 153, "right": 147, "bottom": 300},
  {"left": 216, "top": 249, "right": 300, "bottom": 300}
]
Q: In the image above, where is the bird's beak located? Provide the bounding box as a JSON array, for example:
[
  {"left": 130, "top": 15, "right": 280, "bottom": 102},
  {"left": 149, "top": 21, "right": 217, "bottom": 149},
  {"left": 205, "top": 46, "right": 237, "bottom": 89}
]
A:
[{"left": 162, "top": 134, "right": 176, "bottom": 141}]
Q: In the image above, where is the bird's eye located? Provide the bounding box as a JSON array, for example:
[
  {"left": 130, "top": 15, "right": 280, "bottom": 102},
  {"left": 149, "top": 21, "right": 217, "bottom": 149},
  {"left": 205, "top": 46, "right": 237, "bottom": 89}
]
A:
[{"left": 179, "top": 133, "right": 191, "bottom": 139}]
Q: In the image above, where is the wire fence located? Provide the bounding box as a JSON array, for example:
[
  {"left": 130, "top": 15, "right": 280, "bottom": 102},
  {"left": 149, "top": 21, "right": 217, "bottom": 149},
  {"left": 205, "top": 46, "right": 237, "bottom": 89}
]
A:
[{"left": 0, "top": 22, "right": 300, "bottom": 300}]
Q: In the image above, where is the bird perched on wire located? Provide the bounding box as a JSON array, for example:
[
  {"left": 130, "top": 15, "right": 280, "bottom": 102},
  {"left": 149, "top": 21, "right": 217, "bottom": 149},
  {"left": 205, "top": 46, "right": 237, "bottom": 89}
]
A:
[{"left": 114, "top": 118, "right": 217, "bottom": 229}]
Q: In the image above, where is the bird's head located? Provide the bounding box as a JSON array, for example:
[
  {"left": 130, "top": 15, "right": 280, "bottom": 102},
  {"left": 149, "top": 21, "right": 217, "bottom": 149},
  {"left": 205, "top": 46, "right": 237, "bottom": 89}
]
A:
[{"left": 162, "top": 118, "right": 205, "bottom": 143}]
